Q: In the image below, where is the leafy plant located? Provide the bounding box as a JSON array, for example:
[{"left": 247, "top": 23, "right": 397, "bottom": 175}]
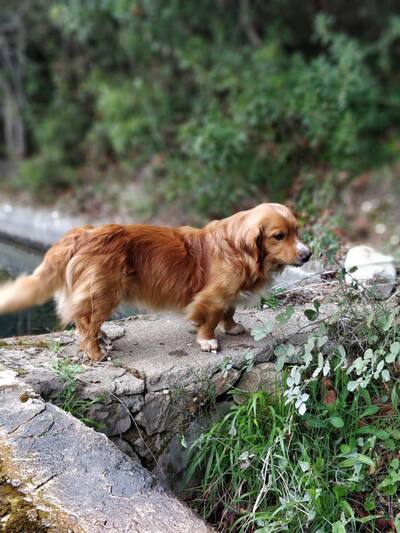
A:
[{"left": 188, "top": 269, "right": 400, "bottom": 531}]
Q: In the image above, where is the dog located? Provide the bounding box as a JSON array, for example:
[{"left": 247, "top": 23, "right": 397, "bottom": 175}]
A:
[{"left": 0, "top": 203, "right": 311, "bottom": 361}]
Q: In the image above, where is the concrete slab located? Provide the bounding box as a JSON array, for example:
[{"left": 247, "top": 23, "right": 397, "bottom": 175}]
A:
[
  {"left": 0, "top": 374, "right": 210, "bottom": 532},
  {"left": 0, "top": 306, "right": 327, "bottom": 485}
]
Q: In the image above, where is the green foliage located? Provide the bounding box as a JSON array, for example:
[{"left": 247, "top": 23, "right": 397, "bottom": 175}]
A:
[
  {"left": 51, "top": 357, "right": 104, "bottom": 428},
  {"left": 188, "top": 271, "right": 400, "bottom": 531},
  {"left": 188, "top": 385, "right": 400, "bottom": 532},
  {"left": 2, "top": 2, "right": 400, "bottom": 215},
  {"left": 17, "top": 152, "right": 76, "bottom": 196}
]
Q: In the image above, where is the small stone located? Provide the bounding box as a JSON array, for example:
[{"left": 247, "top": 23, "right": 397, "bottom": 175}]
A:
[
  {"left": 234, "top": 363, "right": 278, "bottom": 404},
  {"left": 110, "top": 437, "right": 141, "bottom": 462},
  {"left": 102, "top": 324, "right": 126, "bottom": 341},
  {"left": 112, "top": 373, "right": 144, "bottom": 396},
  {"left": 211, "top": 368, "right": 240, "bottom": 396},
  {"left": 344, "top": 245, "right": 396, "bottom": 299},
  {"left": 135, "top": 391, "right": 185, "bottom": 436}
]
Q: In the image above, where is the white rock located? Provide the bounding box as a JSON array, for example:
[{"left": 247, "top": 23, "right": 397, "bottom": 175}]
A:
[
  {"left": 0, "top": 368, "right": 18, "bottom": 389},
  {"left": 344, "top": 245, "right": 396, "bottom": 299}
]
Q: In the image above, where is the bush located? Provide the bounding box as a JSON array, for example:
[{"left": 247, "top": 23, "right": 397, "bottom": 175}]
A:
[
  {"left": 2, "top": 3, "right": 400, "bottom": 215},
  {"left": 188, "top": 271, "right": 400, "bottom": 531}
]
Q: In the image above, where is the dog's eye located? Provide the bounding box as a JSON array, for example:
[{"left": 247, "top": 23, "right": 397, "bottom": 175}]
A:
[{"left": 274, "top": 233, "right": 285, "bottom": 241}]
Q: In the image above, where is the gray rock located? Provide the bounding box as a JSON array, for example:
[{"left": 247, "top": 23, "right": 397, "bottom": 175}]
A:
[
  {"left": 112, "top": 372, "right": 145, "bottom": 395},
  {"left": 110, "top": 436, "right": 141, "bottom": 462},
  {"left": 271, "top": 259, "right": 326, "bottom": 292},
  {"left": 344, "top": 245, "right": 396, "bottom": 299},
  {"left": 87, "top": 401, "right": 132, "bottom": 436},
  {"left": 234, "top": 362, "right": 278, "bottom": 404},
  {"left": 130, "top": 430, "right": 171, "bottom": 461},
  {"left": 210, "top": 368, "right": 240, "bottom": 396},
  {"left": 155, "top": 401, "right": 234, "bottom": 494},
  {"left": 0, "top": 376, "right": 210, "bottom": 532},
  {"left": 135, "top": 391, "right": 186, "bottom": 436},
  {"left": 102, "top": 323, "right": 126, "bottom": 341}
]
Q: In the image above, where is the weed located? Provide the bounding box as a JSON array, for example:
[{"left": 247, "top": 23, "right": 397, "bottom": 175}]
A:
[
  {"left": 51, "top": 358, "right": 104, "bottom": 429},
  {"left": 260, "top": 288, "right": 284, "bottom": 310}
]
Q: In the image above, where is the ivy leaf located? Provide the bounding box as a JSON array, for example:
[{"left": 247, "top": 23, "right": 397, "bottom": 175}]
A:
[
  {"left": 390, "top": 341, "right": 400, "bottom": 356},
  {"left": 385, "top": 351, "right": 397, "bottom": 364},
  {"left": 323, "top": 359, "right": 331, "bottom": 377},
  {"left": 275, "top": 305, "right": 295, "bottom": 323},
  {"left": 317, "top": 335, "right": 328, "bottom": 348},
  {"left": 298, "top": 402, "right": 307, "bottom": 415},
  {"left": 251, "top": 320, "right": 274, "bottom": 340},
  {"left": 329, "top": 416, "right": 344, "bottom": 428},
  {"left": 304, "top": 309, "right": 317, "bottom": 321},
  {"left": 347, "top": 380, "right": 360, "bottom": 392}
]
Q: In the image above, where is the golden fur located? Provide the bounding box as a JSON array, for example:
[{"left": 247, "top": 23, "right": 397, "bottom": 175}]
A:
[{"left": 0, "top": 203, "right": 311, "bottom": 361}]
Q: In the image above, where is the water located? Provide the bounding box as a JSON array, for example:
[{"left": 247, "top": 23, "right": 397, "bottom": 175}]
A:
[
  {"left": 0, "top": 238, "right": 59, "bottom": 339},
  {"left": 0, "top": 237, "right": 134, "bottom": 339}
]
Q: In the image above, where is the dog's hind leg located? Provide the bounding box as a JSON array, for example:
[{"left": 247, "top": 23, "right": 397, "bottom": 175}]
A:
[
  {"left": 59, "top": 287, "right": 121, "bottom": 362},
  {"left": 75, "top": 297, "right": 119, "bottom": 362},
  {"left": 219, "top": 306, "right": 246, "bottom": 335}
]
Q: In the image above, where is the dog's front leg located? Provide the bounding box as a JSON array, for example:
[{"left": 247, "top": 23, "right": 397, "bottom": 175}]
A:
[{"left": 187, "top": 287, "right": 232, "bottom": 352}]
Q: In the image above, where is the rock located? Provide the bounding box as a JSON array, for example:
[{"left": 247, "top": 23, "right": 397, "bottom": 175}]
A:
[
  {"left": 344, "top": 245, "right": 396, "bottom": 299},
  {"left": 0, "top": 378, "right": 210, "bottom": 532},
  {"left": 112, "top": 372, "right": 145, "bottom": 395},
  {"left": 78, "top": 367, "right": 144, "bottom": 398},
  {"left": 101, "top": 323, "right": 126, "bottom": 341},
  {"left": 129, "top": 430, "right": 171, "bottom": 461},
  {"left": 234, "top": 363, "right": 278, "bottom": 404},
  {"left": 210, "top": 368, "right": 240, "bottom": 396},
  {"left": 135, "top": 391, "right": 186, "bottom": 436},
  {"left": 110, "top": 436, "right": 141, "bottom": 462},
  {"left": 26, "top": 368, "right": 65, "bottom": 398},
  {"left": 155, "top": 401, "right": 234, "bottom": 495},
  {"left": 0, "top": 367, "right": 18, "bottom": 389},
  {"left": 87, "top": 401, "right": 132, "bottom": 436}
]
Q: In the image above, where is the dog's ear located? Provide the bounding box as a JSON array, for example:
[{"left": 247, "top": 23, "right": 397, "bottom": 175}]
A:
[
  {"left": 255, "top": 227, "right": 266, "bottom": 266},
  {"left": 239, "top": 223, "right": 266, "bottom": 267}
]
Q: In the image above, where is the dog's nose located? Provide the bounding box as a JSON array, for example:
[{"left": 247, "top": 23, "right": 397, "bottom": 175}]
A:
[{"left": 300, "top": 248, "right": 312, "bottom": 264}]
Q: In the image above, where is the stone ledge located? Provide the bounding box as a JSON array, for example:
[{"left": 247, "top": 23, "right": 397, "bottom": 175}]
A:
[
  {"left": 0, "top": 375, "right": 210, "bottom": 533},
  {"left": 0, "top": 306, "right": 324, "bottom": 487}
]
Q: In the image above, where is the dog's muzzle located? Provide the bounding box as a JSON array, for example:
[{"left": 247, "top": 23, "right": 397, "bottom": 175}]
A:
[{"left": 294, "top": 241, "right": 312, "bottom": 266}]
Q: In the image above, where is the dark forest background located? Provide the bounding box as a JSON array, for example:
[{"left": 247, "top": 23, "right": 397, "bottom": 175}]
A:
[{"left": 1, "top": 0, "right": 400, "bottom": 220}]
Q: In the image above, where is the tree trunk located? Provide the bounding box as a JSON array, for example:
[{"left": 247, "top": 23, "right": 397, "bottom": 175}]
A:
[{"left": 2, "top": 84, "right": 25, "bottom": 162}]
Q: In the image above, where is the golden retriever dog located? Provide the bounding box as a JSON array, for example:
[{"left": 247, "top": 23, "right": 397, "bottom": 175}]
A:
[{"left": 0, "top": 203, "right": 311, "bottom": 361}]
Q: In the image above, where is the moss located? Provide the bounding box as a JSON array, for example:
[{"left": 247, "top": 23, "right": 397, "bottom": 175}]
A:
[
  {"left": 0, "top": 475, "right": 51, "bottom": 532},
  {"left": 0, "top": 339, "right": 54, "bottom": 351}
]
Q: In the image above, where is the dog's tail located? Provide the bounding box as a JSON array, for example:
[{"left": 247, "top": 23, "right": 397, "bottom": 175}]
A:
[{"left": 0, "top": 260, "right": 61, "bottom": 315}]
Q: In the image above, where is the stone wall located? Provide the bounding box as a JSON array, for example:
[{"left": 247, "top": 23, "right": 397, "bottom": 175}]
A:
[{"left": 0, "top": 308, "right": 318, "bottom": 491}]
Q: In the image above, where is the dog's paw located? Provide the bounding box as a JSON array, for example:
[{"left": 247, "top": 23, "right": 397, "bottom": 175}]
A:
[
  {"left": 224, "top": 323, "right": 246, "bottom": 336},
  {"left": 198, "top": 338, "right": 219, "bottom": 353}
]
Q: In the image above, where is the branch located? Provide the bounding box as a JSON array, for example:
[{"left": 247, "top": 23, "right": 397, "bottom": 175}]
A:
[{"left": 239, "top": 0, "right": 261, "bottom": 46}]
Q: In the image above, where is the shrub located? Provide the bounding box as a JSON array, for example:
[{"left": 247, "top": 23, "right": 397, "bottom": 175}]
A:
[
  {"left": 3, "top": 4, "right": 400, "bottom": 216},
  {"left": 188, "top": 270, "right": 400, "bottom": 531}
]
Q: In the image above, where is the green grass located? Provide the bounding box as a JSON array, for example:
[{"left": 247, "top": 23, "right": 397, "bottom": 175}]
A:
[
  {"left": 187, "top": 371, "right": 400, "bottom": 532},
  {"left": 51, "top": 357, "right": 105, "bottom": 429}
]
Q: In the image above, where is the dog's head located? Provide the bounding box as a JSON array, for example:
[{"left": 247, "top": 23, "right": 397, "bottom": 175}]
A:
[{"left": 226, "top": 203, "right": 311, "bottom": 273}]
